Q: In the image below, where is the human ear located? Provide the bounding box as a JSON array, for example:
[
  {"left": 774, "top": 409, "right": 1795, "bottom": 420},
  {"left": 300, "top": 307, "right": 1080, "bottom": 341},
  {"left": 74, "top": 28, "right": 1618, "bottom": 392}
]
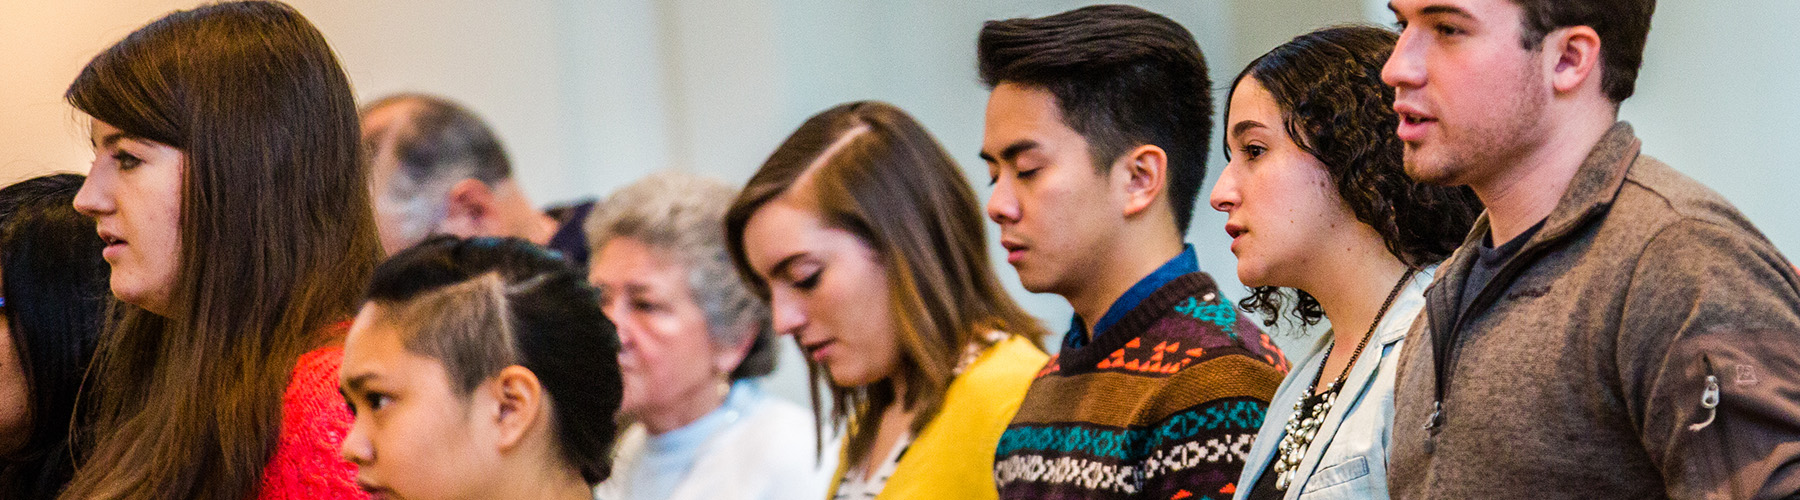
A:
[
  {"left": 488, "top": 365, "right": 546, "bottom": 451},
  {"left": 439, "top": 178, "right": 499, "bottom": 238},
  {"left": 1546, "top": 25, "right": 1602, "bottom": 95},
  {"left": 712, "top": 326, "right": 759, "bottom": 375},
  {"left": 1117, "top": 145, "right": 1168, "bottom": 218}
]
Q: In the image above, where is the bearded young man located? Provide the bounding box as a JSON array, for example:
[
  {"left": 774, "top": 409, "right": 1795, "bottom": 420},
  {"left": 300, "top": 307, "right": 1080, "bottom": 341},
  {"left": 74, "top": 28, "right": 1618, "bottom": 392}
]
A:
[{"left": 1382, "top": 0, "right": 1800, "bottom": 498}]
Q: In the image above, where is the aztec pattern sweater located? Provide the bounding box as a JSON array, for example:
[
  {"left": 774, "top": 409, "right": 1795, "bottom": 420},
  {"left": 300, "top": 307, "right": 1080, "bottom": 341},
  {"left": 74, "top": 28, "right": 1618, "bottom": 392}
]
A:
[{"left": 994, "top": 272, "right": 1288, "bottom": 500}]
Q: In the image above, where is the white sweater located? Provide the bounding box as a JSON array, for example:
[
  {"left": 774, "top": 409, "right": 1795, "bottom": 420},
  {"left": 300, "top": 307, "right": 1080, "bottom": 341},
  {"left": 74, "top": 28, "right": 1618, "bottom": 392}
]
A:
[{"left": 595, "top": 382, "right": 834, "bottom": 500}]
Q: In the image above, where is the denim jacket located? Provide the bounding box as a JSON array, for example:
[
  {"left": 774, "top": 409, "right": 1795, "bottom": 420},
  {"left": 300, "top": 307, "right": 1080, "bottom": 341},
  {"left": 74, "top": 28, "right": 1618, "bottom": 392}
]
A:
[{"left": 1235, "top": 265, "right": 1435, "bottom": 500}]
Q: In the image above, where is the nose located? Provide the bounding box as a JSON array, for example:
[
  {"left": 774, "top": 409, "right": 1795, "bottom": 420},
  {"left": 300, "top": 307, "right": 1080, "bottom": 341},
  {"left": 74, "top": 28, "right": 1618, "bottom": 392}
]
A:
[
  {"left": 597, "top": 297, "right": 641, "bottom": 350},
  {"left": 986, "top": 174, "right": 1020, "bottom": 225},
  {"left": 72, "top": 166, "right": 114, "bottom": 217},
  {"left": 1208, "top": 163, "right": 1241, "bottom": 213},
  {"left": 1382, "top": 27, "right": 1426, "bottom": 89},
  {"left": 767, "top": 288, "right": 808, "bottom": 337},
  {"left": 339, "top": 416, "right": 374, "bottom": 466}
]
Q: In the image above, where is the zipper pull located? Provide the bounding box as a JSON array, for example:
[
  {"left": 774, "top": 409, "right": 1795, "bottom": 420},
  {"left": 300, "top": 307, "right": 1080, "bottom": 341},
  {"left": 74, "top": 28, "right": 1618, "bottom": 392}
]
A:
[
  {"left": 1688, "top": 374, "right": 1720, "bottom": 432},
  {"left": 1423, "top": 401, "right": 1443, "bottom": 431}
]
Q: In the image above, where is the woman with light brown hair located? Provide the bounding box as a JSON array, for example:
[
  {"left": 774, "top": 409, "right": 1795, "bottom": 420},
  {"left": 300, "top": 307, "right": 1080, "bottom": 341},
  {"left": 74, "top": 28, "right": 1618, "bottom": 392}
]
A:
[
  {"left": 725, "top": 100, "right": 1048, "bottom": 500},
  {"left": 63, "top": 1, "right": 381, "bottom": 498}
]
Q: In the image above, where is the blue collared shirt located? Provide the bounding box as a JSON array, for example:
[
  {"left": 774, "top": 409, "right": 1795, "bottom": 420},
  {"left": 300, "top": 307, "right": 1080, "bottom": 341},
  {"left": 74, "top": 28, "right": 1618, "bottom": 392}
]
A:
[{"left": 1064, "top": 244, "right": 1200, "bottom": 350}]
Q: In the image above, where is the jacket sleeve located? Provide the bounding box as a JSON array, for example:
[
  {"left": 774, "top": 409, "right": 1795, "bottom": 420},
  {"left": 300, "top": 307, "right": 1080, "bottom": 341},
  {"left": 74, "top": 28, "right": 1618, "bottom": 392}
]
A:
[{"left": 1621, "top": 218, "right": 1800, "bottom": 500}]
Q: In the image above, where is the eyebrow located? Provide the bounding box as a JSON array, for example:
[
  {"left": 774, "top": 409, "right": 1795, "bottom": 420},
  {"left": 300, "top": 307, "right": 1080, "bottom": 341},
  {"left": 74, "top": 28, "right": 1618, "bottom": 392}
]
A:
[
  {"left": 341, "top": 372, "right": 379, "bottom": 392},
  {"left": 978, "top": 139, "right": 1040, "bottom": 164},
  {"left": 1387, "top": 2, "right": 1474, "bottom": 19},
  {"left": 1230, "top": 120, "right": 1269, "bottom": 138},
  {"left": 92, "top": 131, "right": 132, "bottom": 149}
]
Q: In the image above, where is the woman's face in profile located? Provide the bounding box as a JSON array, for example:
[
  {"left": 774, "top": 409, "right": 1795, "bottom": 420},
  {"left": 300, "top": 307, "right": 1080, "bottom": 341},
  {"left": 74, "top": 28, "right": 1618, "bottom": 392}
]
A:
[
  {"left": 741, "top": 191, "right": 900, "bottom": 388},
  {"left": 1209, "top": 77, "right": 1358, "bottom": 290},
  {"left": 590, "top": 236, "right": 734, "bottom": 425},
  {"left": 73, "top": 119, "right": 184, "bottom": 316}
]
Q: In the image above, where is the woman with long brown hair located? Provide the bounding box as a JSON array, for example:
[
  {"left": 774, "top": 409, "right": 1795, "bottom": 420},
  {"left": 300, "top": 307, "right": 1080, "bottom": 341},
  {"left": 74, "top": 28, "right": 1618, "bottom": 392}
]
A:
[
  {"left": 63, "top": 2, "right": 381, "bottom": 498},
  {"left": 725, "top": 100, "right": 1048, "bottom": 500}
]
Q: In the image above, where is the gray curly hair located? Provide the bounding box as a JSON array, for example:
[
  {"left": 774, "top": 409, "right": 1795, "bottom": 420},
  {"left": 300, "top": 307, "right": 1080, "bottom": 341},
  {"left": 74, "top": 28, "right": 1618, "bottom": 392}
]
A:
[{"left": 586, "top": 171, "right": 777, "bottom": 379}]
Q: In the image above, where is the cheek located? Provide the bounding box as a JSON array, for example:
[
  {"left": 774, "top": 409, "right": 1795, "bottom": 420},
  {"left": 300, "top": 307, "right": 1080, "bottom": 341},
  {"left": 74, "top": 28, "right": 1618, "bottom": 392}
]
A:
[
  {"left": 380, "top": 407, "right": 482, "bottom": 498},
  {"left": 825, "top": 261, "right": 902, "bottom": 378},
  {"left": 624, "top": 314, "right": 718, "bottom": 391}
]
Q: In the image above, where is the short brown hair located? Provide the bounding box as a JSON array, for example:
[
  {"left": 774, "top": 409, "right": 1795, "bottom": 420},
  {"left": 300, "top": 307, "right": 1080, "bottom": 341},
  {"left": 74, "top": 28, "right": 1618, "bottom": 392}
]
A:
[{"left": 1514, "top": 0, "right": 1656, "bottom": 103}]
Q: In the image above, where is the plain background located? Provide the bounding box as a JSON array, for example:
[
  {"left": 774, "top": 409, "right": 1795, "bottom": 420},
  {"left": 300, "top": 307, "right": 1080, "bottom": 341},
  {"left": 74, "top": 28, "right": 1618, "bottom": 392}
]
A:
[{"left": 3, "top": 0, "right": 1795, "bottom": 405}]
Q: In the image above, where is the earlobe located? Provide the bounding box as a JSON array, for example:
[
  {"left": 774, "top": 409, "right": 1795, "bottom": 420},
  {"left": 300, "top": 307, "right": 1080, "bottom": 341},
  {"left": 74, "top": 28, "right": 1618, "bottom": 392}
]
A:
[
  {"left": 1120, "top": 145, "right": 1167, "bottom": 217},
  {"left": 1550, "top": 26, "right": 1602, "bottom": 95},
  {"left": 490, "top": 365, "right": 544, "bottom": 451}
]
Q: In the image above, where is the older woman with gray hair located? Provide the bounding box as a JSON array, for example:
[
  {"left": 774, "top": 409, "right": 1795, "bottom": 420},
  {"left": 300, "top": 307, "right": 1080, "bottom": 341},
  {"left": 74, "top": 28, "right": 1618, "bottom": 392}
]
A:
[{"left": 589, "top": 171, "right": 831, "bottom": 500}]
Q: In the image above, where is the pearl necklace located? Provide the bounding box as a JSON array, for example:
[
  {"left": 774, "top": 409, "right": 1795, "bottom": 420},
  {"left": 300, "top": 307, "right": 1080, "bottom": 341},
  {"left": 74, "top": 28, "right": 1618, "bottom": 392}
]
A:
[{"left": 1271, "top": 268, "right": 1414, "bottom": 491}]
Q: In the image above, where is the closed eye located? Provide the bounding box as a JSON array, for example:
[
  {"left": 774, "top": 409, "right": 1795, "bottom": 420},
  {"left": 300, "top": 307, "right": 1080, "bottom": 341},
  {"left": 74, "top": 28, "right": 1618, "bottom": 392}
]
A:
[{"left": 112, "top": 152, "right": 143, "bottom": 170}]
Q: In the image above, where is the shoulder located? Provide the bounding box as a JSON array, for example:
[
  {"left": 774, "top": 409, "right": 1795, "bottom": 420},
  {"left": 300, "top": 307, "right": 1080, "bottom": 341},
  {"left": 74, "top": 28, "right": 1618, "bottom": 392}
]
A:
[
  {"left": 260, "top": 344, "right": 365, "bottom": 499},
  {"left": 958, "top": 335, "right": 1050, "bottom": 388}
]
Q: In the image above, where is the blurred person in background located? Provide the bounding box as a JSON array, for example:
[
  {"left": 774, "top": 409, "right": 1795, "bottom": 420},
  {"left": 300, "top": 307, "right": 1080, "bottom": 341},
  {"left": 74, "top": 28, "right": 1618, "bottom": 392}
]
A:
[
  {"left": 62, "top": 2, "right": 382, "bottom": 498},
  {"left": 588, "top": 171, "right": 831, "bottom": 500},
  {"left": 339, "top": 236, "right": 623, "bottom": 500},
  {"left": 726, "top": 101, "right": 1049, "bottom": 500},
  {"left": 360, "top": 93, "right": 595, "bottom": 266},
  {"left": 0, "top": 174, "right": 110, "bottom": 499}
]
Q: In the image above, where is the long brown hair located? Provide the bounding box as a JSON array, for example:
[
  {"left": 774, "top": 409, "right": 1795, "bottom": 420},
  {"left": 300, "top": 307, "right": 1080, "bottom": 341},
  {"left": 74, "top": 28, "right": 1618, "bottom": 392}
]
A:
[
  {"left": 60, "top": 2, "right": 381, "bottom": 498},
  {"left": 724, "top": 101, "right": 1046, "bottom": 466}
]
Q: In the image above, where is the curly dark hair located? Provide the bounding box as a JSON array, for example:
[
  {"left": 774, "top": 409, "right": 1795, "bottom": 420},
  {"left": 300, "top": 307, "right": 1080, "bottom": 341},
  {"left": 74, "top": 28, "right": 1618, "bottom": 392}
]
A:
[{"left": 1224, "top": 26, "right": 1483, "bottom": 328}]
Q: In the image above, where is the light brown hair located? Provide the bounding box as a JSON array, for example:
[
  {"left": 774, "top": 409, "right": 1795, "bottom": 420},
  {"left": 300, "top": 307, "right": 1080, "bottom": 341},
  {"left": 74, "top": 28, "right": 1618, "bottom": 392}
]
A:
[
  {"left": 61, "top": 2, "right": 381, "bottom": 498},
  {"left": 724, "top": 101, "right": 1046, "bottom": 465}
]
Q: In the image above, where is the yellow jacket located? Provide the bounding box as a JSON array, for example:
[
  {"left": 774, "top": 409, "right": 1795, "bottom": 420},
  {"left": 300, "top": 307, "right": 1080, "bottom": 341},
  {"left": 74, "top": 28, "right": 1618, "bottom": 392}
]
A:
[{"left": 827, "top": 334, "right": 1048, "bottom": 500}]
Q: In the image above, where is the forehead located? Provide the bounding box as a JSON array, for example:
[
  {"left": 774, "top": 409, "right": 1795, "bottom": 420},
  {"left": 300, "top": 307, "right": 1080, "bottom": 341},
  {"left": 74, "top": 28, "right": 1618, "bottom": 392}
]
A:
[
  {"left": 342, "top": 305, "right": 418, "bottom": 376},
  {"left": 1228, "top": 78, "right": 1280, "bottom": 124},
  {"left": 1390, "top": 0, "right": 1520, "bottom": 21},
  {"left": 740, "top": 195, "right": 831, "bottom": 270},
  {"left": 982, "top": 83, "right": 1083, "bottom": 148},
  {"left": 590, "top": 237, "right": 685, "bottom": 283}
]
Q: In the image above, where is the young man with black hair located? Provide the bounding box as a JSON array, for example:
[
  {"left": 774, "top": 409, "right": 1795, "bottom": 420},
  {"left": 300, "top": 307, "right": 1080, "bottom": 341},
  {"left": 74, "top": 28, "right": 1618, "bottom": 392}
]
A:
[
  {"left": 1383, "top": 0, "right": 1800, "bottom": 497},
  {"left": 978, "top": 6, "right": 1288, "bottom": 499}
]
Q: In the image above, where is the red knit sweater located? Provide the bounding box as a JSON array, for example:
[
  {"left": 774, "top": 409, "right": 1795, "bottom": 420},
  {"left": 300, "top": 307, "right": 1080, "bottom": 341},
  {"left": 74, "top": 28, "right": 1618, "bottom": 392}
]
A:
[{"left": 256, "top": 342, "right": 367, "bottom": 499}]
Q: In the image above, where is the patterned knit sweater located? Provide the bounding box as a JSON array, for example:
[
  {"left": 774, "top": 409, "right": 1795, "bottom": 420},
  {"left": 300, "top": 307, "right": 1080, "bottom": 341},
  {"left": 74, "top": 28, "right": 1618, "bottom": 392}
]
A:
[{"left": 994, "top": 272, "right": 1288, "bottom": 500}]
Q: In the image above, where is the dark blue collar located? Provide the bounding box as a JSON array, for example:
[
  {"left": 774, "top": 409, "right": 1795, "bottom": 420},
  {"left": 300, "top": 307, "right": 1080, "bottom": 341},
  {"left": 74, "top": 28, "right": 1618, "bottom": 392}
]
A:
[{"left": 1064, "top": 244, "right": 1199, "bottom": 349}]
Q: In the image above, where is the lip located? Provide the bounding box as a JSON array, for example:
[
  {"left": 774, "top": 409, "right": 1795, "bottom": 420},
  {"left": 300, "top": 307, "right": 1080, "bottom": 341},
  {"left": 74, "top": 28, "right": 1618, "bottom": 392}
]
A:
[
  {"left": 1224, "top": 222, "right": 1247, "bottom": 253},
  {"left": 800, "top": 338, "right": 836, "bottom": 362},
  {"left": 356, "top": 480, "right": 391, "bottom": 500},
  {"left": 999, "top": 239, "right": 1027, "bottom": 264},
  {"left": 1393, "top": 102, "right": 1437, "bottom": 142},
  {"left": 97, "top": 229, "right": 127, "bottom": 261}
]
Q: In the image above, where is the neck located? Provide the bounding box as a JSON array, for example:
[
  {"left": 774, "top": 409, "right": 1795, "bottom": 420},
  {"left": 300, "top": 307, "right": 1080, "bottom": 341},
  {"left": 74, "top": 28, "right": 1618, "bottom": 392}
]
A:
[
  {"left": 640, "top": 379, "right": 728, "bottom": 435},
  {"left": 1300, "top": 227, "right": 1410, "bottom": 348},
  {"left": 1470, "top": 108, "right": 1615, "bottom": 245},
  {"left": 494, "top": 430, "right": 595, "bottom": 500},
  {"left": 1067, "top": 227, "right": 1185, "bottom": 335},
  {"left": 493, "top": 180, "right": 558, "bottom": 245},
  {"left": 499, "top": 463, "right": 592, "bottom": 500}
]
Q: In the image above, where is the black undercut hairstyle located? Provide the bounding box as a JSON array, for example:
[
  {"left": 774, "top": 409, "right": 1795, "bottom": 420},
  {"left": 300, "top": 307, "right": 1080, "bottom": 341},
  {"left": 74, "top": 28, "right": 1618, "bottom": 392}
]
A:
[{"left": 978, "top": 4, "right": 1213, "bottom": 234}]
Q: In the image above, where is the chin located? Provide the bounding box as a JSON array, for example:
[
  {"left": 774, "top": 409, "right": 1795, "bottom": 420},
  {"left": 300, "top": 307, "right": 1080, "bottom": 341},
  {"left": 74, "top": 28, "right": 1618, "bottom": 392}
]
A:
[{"left": 826, "top": 366, "right": 880, "bottom": 388}]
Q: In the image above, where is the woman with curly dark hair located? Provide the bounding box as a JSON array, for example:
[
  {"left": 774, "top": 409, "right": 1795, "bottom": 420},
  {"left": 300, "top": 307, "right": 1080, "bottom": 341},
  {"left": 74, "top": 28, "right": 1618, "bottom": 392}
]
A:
[{"left": 1207, "top": 26, "right": 1481, "bottom": 499}]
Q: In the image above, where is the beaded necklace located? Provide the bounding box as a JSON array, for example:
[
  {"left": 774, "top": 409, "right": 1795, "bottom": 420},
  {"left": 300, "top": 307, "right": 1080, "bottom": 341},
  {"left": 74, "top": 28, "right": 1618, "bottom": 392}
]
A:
[{"left": 1271, "top": 268, "right": 1415, "bottom": 491}]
